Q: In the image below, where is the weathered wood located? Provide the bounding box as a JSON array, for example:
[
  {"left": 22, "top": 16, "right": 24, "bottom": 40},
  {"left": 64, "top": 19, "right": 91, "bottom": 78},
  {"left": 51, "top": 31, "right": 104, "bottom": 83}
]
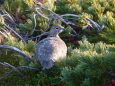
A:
[{"left": 0, "top": 45, "right": 33, "bottom": 62}]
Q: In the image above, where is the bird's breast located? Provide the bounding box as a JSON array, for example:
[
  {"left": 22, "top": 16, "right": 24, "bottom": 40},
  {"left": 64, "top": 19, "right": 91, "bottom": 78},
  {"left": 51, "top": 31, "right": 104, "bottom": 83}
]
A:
[{"left": 36, "top": 37, "right": 67, "bottom": 61}]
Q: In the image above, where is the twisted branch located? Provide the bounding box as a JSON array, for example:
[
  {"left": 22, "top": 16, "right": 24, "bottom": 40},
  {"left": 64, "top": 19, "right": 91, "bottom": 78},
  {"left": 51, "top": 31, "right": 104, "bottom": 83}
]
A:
[
  {"left": 61, "top": 14, "right": 104, "bottom": 31},
  {"left": 0, "top": 62, "right": 23, "bottom": 76},
  {"left": 2, "top": 23, "right": 26, "bottom": 44},
  {"left": 0, "top": 64, "right": 39, "bottom": 80},
  {"left": 34, "top": 6, "right": 104, "bottom": 31},
  {"left": 0, "top": 10, "right": 26, "bottom": 44},
  {"left": 0, "top": 70, "right": 13, "bottom": 80},
  {"left": 0, "top": 45, "right": 33, "bottom": 62}
]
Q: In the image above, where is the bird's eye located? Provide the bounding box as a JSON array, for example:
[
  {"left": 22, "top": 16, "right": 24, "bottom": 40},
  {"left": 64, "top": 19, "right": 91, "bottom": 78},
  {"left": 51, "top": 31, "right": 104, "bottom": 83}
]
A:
[{"left": 55, "top": 28, "right": 58, "bottom": 29}]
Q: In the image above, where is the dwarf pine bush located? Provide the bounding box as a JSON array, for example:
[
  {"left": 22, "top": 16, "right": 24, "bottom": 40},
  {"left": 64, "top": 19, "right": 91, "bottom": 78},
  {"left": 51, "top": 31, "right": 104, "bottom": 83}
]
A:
[
  {"left": 61, "top": 40, "right": 115, "bottom": 86},
  {"left": 0, "top": 0, "right": 115, "bottom": 86},
  {"left": 55, "top": 0, "right": 115, "bottom": 44}
]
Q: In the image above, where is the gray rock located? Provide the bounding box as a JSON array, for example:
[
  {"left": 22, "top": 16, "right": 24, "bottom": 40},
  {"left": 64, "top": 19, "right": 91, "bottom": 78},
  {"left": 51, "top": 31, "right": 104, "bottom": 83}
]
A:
[{"left": 36, "top": 25, "right": 67, "bottom": 69}]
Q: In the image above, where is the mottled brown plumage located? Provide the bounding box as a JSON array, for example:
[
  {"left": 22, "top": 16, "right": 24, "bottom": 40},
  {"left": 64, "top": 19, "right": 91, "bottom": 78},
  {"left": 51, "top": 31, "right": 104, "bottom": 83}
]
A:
[{"left": 36, "top": 25, "right": 67, "bottom": 69}]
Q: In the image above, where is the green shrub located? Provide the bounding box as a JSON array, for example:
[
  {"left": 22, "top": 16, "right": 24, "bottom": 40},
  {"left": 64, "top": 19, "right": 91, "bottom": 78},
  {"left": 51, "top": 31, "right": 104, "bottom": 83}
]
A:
[
  {"left": 62, "top": 40, "right": 115, "bottom": 86},
  {"left": 0, "top": 0, "right": 115, "bottom": 86},
  {"left": 55, "top": 0, "right": 115, "bottom": 44}
]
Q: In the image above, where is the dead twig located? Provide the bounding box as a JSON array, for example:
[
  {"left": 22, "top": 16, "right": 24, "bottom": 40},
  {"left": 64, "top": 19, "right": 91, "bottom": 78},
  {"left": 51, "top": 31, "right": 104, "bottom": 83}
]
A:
[
  {"left": 0, "top": 10, "right": 26, "bottom": 44},
  {"left": 0, "top": 64, "right": 39, "bottom": 80},
  {"left": 29, "top": 32, "right": 48, "bottom": 42},
  {"left": 0, "top": 62, "right": 25, "bottom": 80},
  {"left": 35, "top": 7, "right": 49, "bottom": 20},
  {"left": 34, "top": 6, "right": 104, "bottom": 37},
  {"left": 0, "top": 70, "right": 13, "bottom": 80},
  {"left": 2, "top": 10, "right": 16, "bottom": 24},
  {"left": 33, "top": 6, "right": 77, "bottom": 36},
  {"left": 61, "top": 14, "right": 104, "bottom": 31},
  {"left": 2, "top": 23, "right": 26, "bottom": 44},
  {"left": 0, "top": 30, "right": 7, "bottom": 38},
  {"left": 18, "top": 66, "right": 39, "bottom": 72},
  {"left": 0, "top": 62, "right": 23, "bottom": 76},
  {"left": 29, "top": 6, "right": 104, "bottom": 40},
  {"left": 0, "top": 45, "right": 33, "bottom": 62},
  {"left": 86, "top": 18, "right": 104, "bottom": 31},
  {"left": 61, "top": 14, "right": 80, "bottom": 18},
  {"left": 34, "top": 6, "right": 76, "bottom": 25},
  {"left": 30, "top": 14, "right": 37, "bottom": 35}
]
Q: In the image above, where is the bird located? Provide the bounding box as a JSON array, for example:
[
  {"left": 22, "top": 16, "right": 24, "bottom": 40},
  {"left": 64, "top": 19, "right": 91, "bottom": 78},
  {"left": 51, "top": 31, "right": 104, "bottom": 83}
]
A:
[{"left": 35, "top": 25, "right": 67, "bottom": 69}]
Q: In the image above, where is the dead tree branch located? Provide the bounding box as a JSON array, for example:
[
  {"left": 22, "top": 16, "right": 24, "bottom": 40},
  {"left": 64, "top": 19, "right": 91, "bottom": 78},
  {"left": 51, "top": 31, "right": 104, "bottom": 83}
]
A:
[
  {"left": 86, "top": 18, "right": 104, "bottom": 30},
  {"left": 18, "top": 66, "right": 39, "bottom": 72},
  {"left": 0, "top": 30, "right": 7, "bottom": 38},
  {"left": 31, "top": 6, "right": 76, "bottom": 36},
  {"left": 2, "top": 23, "right": 26, "bottom": 44},
  {"left": 0, "top": 70, "right": 13, "bottom": 80},
  {"left": 35, "top": 6, "right": 104, "bottom": 31},
  {"left": 0, "top": 10, "right": 26, "bottom": 44},
  {"left": 35, "top": 6, "right": 75, "bottom": 25},
  {"left": 29, "top": 32, "right": 49, "bottom": 42},
  {"left": 61, "top": 14, "right": 104, "bottom": 31},
  {"left": 0, "top": 62, "right": 23, "bottom": 76},
  {"left": 0, "top": 63, "right": 39, "bottom": 80},
  {"left": 61, "top": 14, "right": 80, "bottom": 18},
  {"left": 0, "top": 45, "right": 33, "bottom": 62},
  {"left": 30, "top": 14, "right": 37, "bottom": 35},
  {"left": 33, "top": 6, "right": 104, "bottom": 38},
  {"left": 1, "top": 10, "right": 16, "bottom": 24}
]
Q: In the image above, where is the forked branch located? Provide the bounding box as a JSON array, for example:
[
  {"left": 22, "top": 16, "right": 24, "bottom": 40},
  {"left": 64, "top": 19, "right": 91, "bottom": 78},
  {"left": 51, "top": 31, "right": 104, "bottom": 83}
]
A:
[
  {"left": 61, "top": 14, "right": 104, "bottom": 31},
  {"left": 34, "top": 6, "right": 104, "bottom": 31},
  {"left": 0, "top": 62, "right": 23, "bottom": 76},
  {"left": 2, "top": 23, "right": 26, "bottom": 44},
  {"left": 0, "top": 64, "right": 39, "bottom": 80}
]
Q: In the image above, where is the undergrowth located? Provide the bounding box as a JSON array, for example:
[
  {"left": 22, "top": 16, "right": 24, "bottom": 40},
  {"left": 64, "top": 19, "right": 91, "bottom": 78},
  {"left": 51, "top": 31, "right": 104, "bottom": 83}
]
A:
[{"left": 0, "top": 0, "right": 115, "bottom": 86}]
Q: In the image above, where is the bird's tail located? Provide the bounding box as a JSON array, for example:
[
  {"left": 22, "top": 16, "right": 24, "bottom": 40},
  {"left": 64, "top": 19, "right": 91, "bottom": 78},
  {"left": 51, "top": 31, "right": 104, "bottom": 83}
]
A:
[{"left": 41, "top": 59, "right": 54, "bottom": 69}]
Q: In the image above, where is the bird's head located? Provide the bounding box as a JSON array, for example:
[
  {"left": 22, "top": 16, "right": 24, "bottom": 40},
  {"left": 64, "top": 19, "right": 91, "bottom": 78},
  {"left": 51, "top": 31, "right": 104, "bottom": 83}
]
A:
[{"left": 49, "top": 25, "right": 64, "bottom": 37}]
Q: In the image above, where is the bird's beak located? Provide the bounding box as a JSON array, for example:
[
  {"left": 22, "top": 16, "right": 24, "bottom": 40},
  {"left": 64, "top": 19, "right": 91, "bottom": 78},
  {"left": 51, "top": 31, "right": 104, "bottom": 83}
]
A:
[
  {"left": 59, "top": 27, "right": 64, "bottom": 33},
  {"left": 60, "top": 27, "right": 64, "bottom": 30}
]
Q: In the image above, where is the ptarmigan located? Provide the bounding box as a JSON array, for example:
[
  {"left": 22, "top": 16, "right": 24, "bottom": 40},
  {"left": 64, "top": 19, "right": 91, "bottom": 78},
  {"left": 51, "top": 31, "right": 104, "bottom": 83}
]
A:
[{"left": 36, "top": 25, "right": 67, "bottom": 69}]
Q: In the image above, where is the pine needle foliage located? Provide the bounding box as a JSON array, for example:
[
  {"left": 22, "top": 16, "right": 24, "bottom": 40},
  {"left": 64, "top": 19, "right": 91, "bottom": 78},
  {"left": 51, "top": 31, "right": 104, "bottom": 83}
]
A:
[
  {"left": 62, "top": 40, "right": 115, "bottom": 86},
  {"left": 0, "top": 0, "right": 115, "bottom": 86},
  {"left": 1, "top": 0, "right": 28, "bottom": 13},
  {"left": 55, "top": 0, "right": 115, "bottom": 44}
]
